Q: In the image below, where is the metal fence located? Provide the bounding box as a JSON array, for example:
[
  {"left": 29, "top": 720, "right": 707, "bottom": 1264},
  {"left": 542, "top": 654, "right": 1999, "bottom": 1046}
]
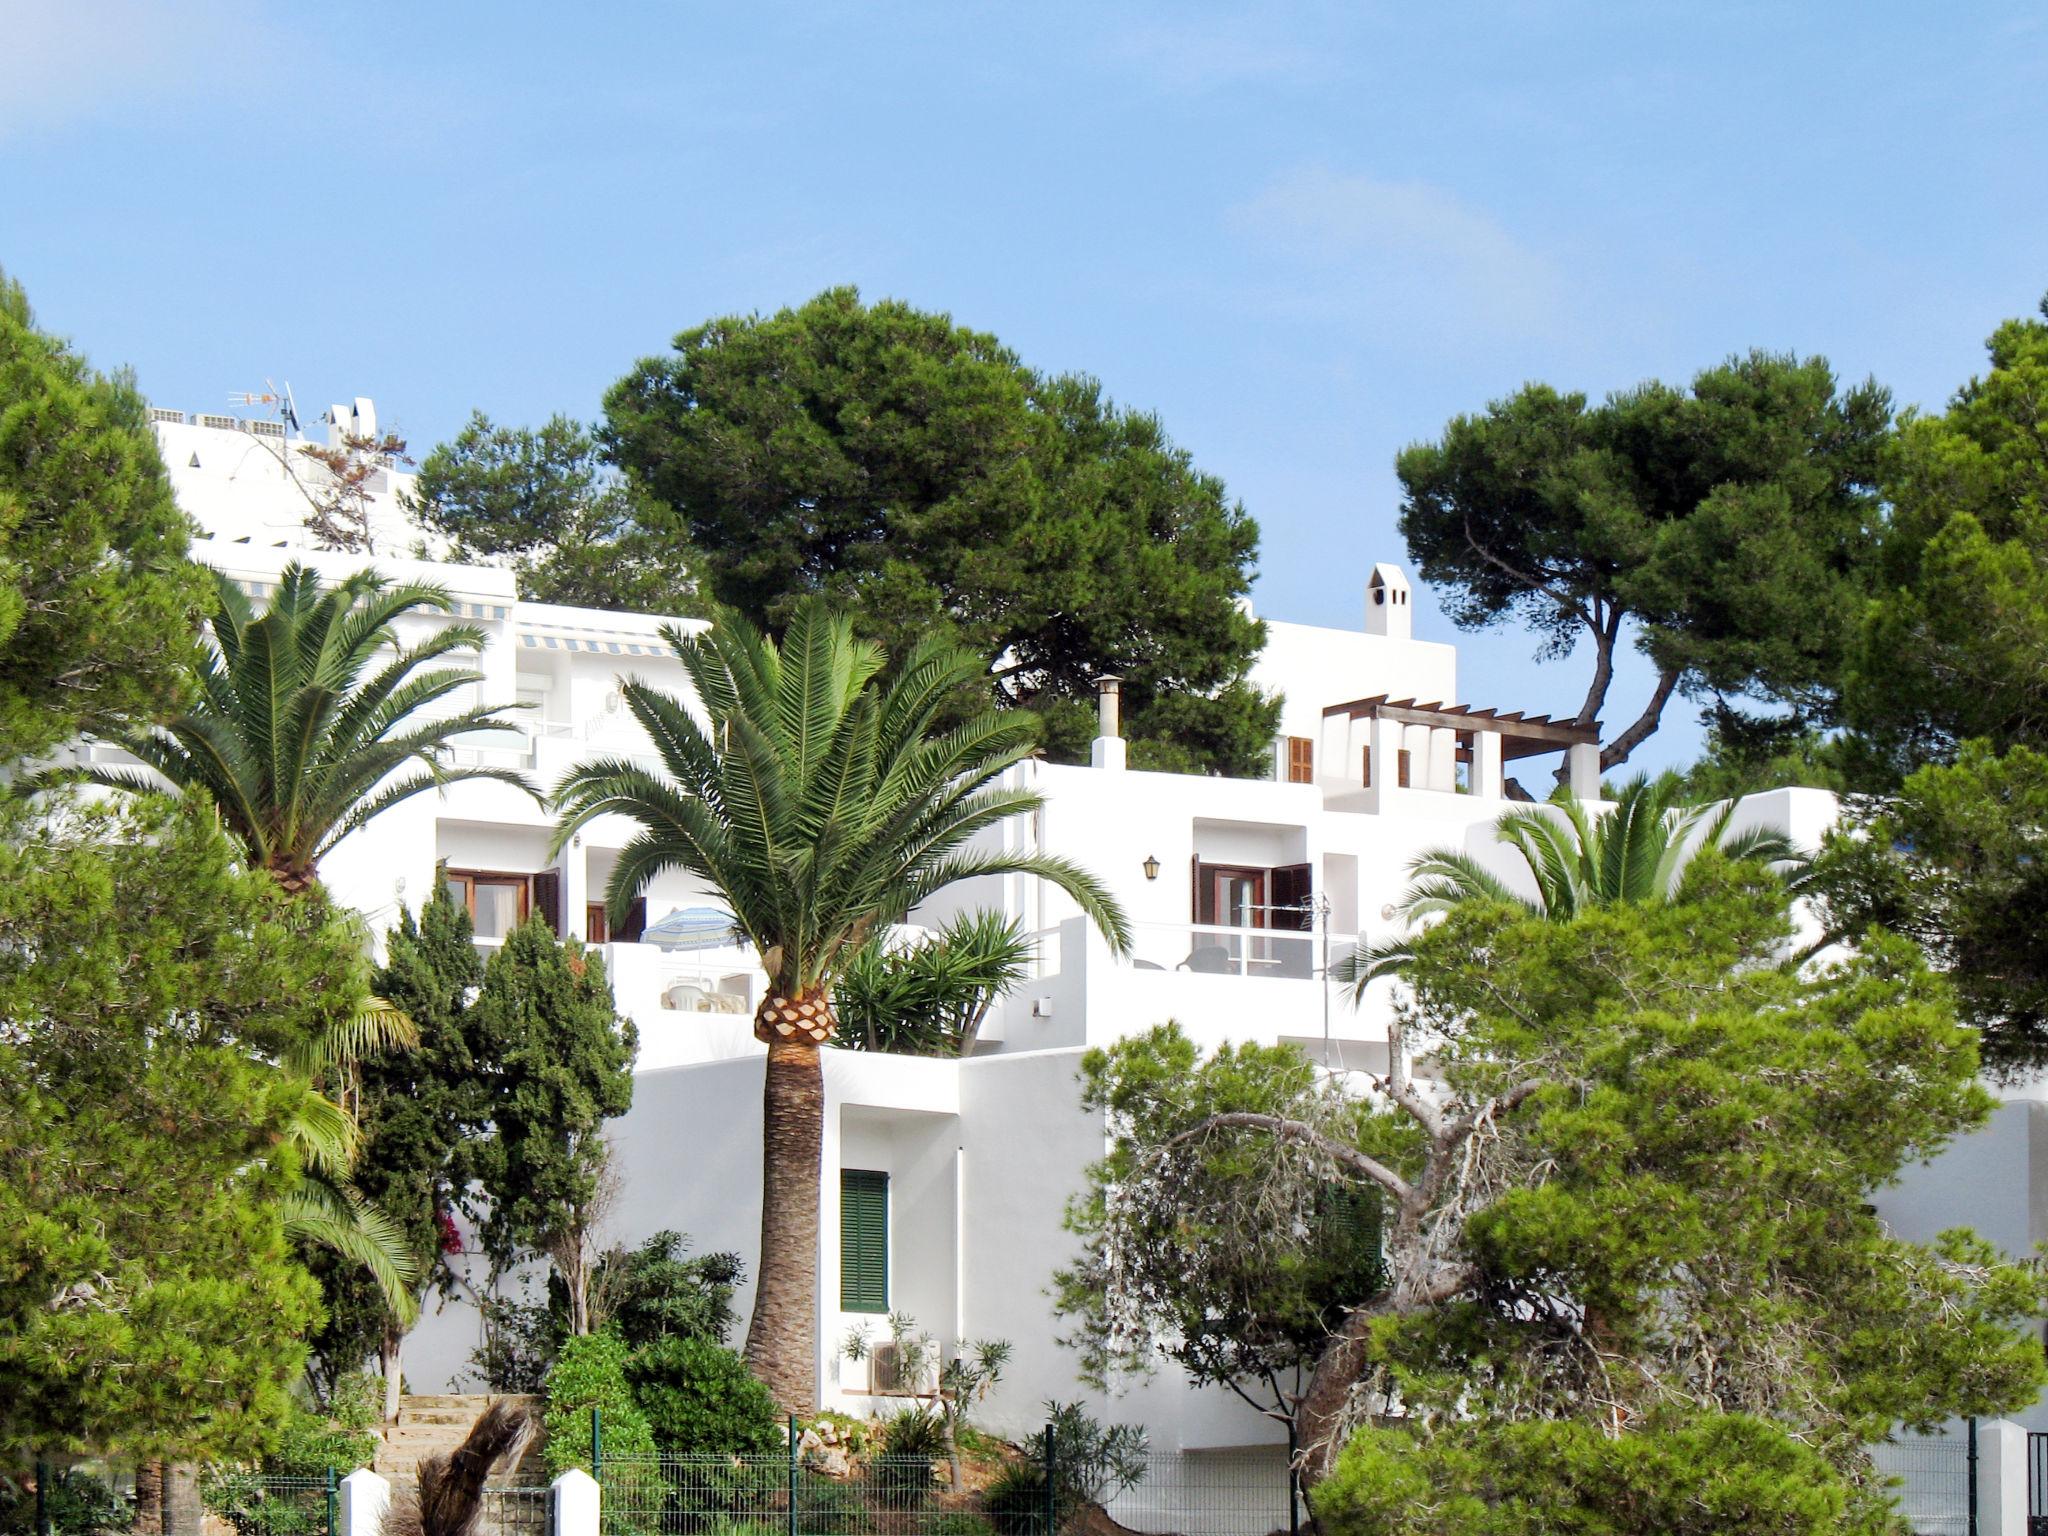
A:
[
  {"left": 202, "top": 1470, "right": 339, "bottom": 1536},
  {"left": 597, "top": 1439, "right": 1299, "bottom": 1536},
  {"left": 1871, "top": 1425, "right": 1974, "bottom": 1536}
]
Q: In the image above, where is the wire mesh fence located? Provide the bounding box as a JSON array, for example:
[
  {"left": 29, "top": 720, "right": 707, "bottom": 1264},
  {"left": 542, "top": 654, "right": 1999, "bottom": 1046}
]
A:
[
  {"left": 597, "top": 1442, "right": 1300, "bottom": 1536},
  {"left": 201, "top": 1470, "right": 339, "bottom": 1536},
  {"left": 1870, "top": 1428, "right": 1973, "bottom": 1536},
  {"left": 477, "top": 1481, "right": 555, "bottom": 1536}
]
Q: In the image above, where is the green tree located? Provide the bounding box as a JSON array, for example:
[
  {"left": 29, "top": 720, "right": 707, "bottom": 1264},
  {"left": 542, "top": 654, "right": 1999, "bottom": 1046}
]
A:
[
  {"left": 1068, "top": 863, "right": 2045, "bottom": 1492},
  {"left": 1397, "top": 353, "right": 1889, "bottom": 769},
  {"left": 309, "top": 887, "right": 491, "bottom": 1415},
  {"left": 1055, "top": 1032, "right": 1389, "bottom": 1442},
  {"left": 601, "top": 287, "right": 1277, "bottom": 775},
  {"left": 0, "top": 793, "right": 360, "bottom": 1465},
  {"left": 0, "top": 267, "right": 206, "bottom": 762},
  {"left": 407, "top": 412, "right": 701, "bottom": 615},
  {"left": 1813, "top": 743, "right": 2048, "bottom": 1074},
  {"left": 831, "top": 909, "right": 1032, "bottom": 1056},
  {"left": 90, "top": 562, "right": 533, "bottom": 893},
  {"left": 552, "top": 598, "right": 1129, "bottom": 1411},
  {"left": 467, "top": 916, "right": 638, "bottom": 1338},
  {"left": 1811, "top": 300, "right": 2048, "bottom": 1072},
  {"left": 1841, "top": 299, "right": 2048, "bottom": 777}
]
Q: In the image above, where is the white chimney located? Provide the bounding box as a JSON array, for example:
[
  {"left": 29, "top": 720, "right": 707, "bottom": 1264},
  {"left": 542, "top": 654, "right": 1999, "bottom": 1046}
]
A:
[
  {"left": 1090, "top": 676, "right": 1127, "bottom": 771},
  {"left": 1365, "top": 563, "right": 1412, "bottom": 639}
]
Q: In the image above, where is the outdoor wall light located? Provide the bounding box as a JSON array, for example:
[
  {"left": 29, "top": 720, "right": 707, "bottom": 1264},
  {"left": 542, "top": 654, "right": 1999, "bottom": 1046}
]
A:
[{"left": 1142, "top": 854, "right": 1161, "bottom": 881}]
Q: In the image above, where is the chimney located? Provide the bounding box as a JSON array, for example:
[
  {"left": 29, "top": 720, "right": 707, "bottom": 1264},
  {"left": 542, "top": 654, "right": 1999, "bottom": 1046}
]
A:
[
  {"left": 1090, "top": 676, "right": 1127, "bottom": 771},
  {"left": 1365, "top": 563, "right": 1413, "bottom": 639}
]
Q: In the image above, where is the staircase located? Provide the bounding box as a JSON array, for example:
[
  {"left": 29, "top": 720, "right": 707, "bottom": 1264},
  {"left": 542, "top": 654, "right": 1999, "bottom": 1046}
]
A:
[{"left": 373, "top": 1394, "right": 548, "bottom": 1487}]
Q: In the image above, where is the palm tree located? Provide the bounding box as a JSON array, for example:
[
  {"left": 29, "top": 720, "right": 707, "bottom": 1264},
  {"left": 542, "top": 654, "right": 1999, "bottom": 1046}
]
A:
[
  {"left": 89, "top": 562, "right": 535, "bottom": 892},
  {"left": 87, "top": 561, "right": 533, "bottom": 1316},
  {"left": 552, "top": 600, "right": 1130, "bottom": 1411},
  {"left": 1346, "top": 772, "right": 1809, "bottom": 989},
  {"left": 282, "top": 995, "right": 424, "bottom": 1320}
]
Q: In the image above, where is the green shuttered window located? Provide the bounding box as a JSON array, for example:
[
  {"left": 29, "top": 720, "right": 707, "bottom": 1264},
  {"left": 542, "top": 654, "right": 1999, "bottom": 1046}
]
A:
[{"left": 840, "top": 1168, "right": 889, "bottom": 1313}]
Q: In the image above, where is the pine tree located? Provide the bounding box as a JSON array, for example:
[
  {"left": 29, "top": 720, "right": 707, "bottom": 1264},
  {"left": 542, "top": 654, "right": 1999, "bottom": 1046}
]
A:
[
  {"left": 468, "top": 917, "right": 637, "bottom": 1336},
  {"left": 307, "top": 886, "right": 489, "bottom": 1414}
]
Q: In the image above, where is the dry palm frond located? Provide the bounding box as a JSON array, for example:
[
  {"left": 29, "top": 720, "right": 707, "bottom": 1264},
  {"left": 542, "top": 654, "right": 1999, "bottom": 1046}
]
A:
[{"left": 383, "top": 1399, "right": 535, "bottom": 1536}]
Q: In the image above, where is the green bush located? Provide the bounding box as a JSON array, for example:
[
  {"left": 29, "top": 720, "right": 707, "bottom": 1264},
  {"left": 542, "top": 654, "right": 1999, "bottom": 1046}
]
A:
[
  {"left": 0, "top": 1473, "right": 131, "bottom": 1536},
  {"left": 870, "top": 1408, "right": 944, "bottom": 1506},
  {"left": 199, "top": 1472, "right": 329, "bottom": 1536},
  {"left": 269, "top": 1374, "right": 381, "bottom": 1474},
  {"left": 544, "top": 1331, "right": 657, "bottom": 1474},
  {"left": 982, "top": 1462, "right": 1066, "bottom": 1536},
  {"left": 928, "top": 1515, "right": 995, "bottom": 1536},
  {"left": 1310, "top": 1415, "right": 1901, "bottom": 1536},
  {"left": 793, "top": 1474, "right": 864, "bottom": 1535},
  {"left": 628, "top": 1336, "right": 780, "bottom": 1456}
]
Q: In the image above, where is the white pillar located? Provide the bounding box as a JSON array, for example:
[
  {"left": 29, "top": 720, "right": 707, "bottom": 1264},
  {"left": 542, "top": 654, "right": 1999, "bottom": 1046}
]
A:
[
  {"left": 338, "top": 1470, "right": 390, "bottom": 1536},
  {"left": 1979, "top": 1419, "right": 2027, "bottom": 1536},
  {"left": 1427, "top": 728, "right": 1458, "bottom": 792},
  {"left": 1474, "top": 730, "right": 1505, "bottom": 799},
  {"left": 560, "top": 841, "right": 589, "bottom": 943},
  {"left": 1367, "top": 717, "right": 1404, "bottom": 790},
  {"left": 1566, "top": 742, "right": 1602, "bottom": 801},
  {"left": 551, "top": 1468, "right": 600, "bottom": 1536}
]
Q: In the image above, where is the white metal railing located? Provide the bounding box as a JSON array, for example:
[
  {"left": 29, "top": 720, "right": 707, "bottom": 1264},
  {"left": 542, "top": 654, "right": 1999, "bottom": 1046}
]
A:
[{"left": 1020, "top": 918, "right": 1358, "bottom": 982}]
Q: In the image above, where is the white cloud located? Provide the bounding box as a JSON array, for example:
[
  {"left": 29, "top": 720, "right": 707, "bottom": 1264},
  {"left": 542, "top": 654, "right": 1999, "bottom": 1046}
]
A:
[
  {"left": 1225, "top": 165, "right": 1568, "bottom": 340},
  {"left": 0, "top": 0, "right": 278, "bottom": 140}
]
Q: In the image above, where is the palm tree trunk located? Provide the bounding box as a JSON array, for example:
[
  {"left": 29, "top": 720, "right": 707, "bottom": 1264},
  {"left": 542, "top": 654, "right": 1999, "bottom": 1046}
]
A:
[
  {"left": 135, "top": 1461, "right": 164, "bottom": 1536},
  {"left": 162, "top": 1464, "right": 202, "bottom": 1536},
  {"left": 743, "top": 1038, "right": 824, "bottom": 1415}
]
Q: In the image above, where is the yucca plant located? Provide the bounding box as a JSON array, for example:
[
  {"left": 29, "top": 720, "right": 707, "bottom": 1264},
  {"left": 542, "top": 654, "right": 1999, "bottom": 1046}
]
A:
[
  {"left": 89, "top": 562, "right": 535, "bottom": 892},
  {"left": 1344, "top": 771, "right": 1810, "bottom": 991},
  {"left": 833, "top": 909, "right": 1034, "bottom": 1056},
  {"left": 552, "top": 598, "right": 1128, "bottom": 1411}
]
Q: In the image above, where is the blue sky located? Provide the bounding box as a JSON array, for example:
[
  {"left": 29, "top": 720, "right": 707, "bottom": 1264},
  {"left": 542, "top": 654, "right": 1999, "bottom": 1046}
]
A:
[{"left": 7, "top": 1, "right": 2045, "bottom": 772}]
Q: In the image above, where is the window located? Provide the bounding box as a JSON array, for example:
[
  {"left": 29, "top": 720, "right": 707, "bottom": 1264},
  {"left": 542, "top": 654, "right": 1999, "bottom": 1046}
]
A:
[
  {"left": 840, "top": 1169, "right": 889, "bottom": 1313},
  {"left": 1285, "top": 736, "right": 1314, "bottom": 783},
  {"left": 444, "top": 869, "right": 530, "bottom": 940}
]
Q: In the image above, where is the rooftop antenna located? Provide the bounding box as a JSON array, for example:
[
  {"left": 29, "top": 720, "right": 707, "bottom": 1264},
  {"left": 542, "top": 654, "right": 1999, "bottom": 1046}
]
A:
[{"left": 226, "top": 379, "right": 301, "bottom": 435}]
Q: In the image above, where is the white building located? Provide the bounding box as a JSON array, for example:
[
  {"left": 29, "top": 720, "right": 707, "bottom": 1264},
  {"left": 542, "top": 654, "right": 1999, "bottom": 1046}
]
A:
[{"left": 135, "top": 402, "right": 2044, "bottom": 1528}]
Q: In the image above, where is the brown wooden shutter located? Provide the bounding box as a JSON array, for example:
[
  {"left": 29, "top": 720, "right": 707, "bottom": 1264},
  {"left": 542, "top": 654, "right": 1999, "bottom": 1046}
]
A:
[
  {"left": 533, "top": 869, "right": 562, "bottom": 935},
  {"left": 1397, "top": 749, "right": 1412, "bottom": 788},
  {"left": 616, "top": 896, "right": 648, "bottom": 943},
  {"left": 1286, "top": 736, "right": 1314, "bottom": 783},
  {"left": 1190, "top": 856, "right": 1202, "bottom": 923},
  {"left": 1361, "top": 746, "right": 1372, "bottom": 787},
  {"left": 1271, "top": 864, "right": 1313, "bottom": 931}
]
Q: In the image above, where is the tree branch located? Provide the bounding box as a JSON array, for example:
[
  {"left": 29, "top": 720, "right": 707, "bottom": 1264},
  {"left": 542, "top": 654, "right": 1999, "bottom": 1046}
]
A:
[
  {"left": 1170, "top": 1112, "right": 1418, "bottom": 1209},
  {"left": 1600, "top": 664, "right": 1681, "bottom": 771}
]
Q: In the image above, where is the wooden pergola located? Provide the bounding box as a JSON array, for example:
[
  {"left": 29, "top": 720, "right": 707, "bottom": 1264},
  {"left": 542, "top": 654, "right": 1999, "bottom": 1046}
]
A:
[{"left": 1320, "top": 694, "right": 1600, "bottom": 762}]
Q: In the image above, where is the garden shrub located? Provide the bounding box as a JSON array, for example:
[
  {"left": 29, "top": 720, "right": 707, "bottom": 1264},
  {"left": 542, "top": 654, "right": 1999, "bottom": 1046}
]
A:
[
  {"left": 0, "top": 1473, "right": 130, "bottom": 1536},
  {"left": 793, "top": 1473, "right": 864, "bottom": 1535},
  {"left": 982, "top": 1462, "right": 1064, "bottom": 1536},
  {"left": 628, "top": 1336, "right": 780, "bottom": 1456},
  {"left": 544, "top": 1331, "right": 656, "bottom": 1473},
  {"left": 928, "top": 1515, "right": 995, "bottom": 1536},
  {"left": 871, "top": 1408, "right": 945, "bottom": 1505},
  {"left": 1311, "top": 1414, "right": 1901, "bottom": 1536}
]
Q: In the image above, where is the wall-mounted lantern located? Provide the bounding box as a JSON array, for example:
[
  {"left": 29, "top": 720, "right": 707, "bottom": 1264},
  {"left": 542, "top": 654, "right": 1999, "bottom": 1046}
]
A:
[{"left": 1142, "top": 854, "right": 1161, "bottom": 882}]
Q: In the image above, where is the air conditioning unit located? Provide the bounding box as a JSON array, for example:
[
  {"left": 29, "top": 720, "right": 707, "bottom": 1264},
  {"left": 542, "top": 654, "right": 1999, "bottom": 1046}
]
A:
[{"left": 870, "top": 1340, "right": 909, "bottom": 1394}]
